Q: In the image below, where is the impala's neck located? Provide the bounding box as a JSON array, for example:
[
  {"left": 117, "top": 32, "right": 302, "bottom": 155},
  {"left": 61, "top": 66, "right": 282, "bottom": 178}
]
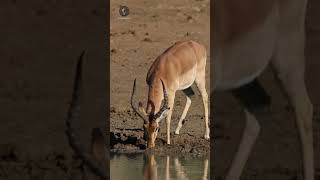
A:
[{"left": 146, "top": 79, "right": 164, "bottom": 115}]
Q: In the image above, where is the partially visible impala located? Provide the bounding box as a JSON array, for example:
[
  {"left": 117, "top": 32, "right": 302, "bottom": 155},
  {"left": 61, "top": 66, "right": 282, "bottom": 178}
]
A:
[{"left": 213, "top": 0, "right": 313, "bottom": 180}]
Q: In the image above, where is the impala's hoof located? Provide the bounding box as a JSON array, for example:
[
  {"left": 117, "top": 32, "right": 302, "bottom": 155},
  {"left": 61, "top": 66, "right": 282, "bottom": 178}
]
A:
[
  {"left": 204, "top": 135, "right": 210, "bottom": 140},
  {"left": 204, "top": 129, "right": 210, "bottom": 140},
  {"left": 174, "top": 130, "right": 180, "bottom": 135}
]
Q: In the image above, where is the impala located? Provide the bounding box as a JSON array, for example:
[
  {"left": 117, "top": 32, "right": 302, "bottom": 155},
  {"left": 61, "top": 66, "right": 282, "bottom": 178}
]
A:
[
  {"left": 212, "top": 0, "right": 313, "bottom": 180},
  {"left": 131, "top": 40, "right": 209, "bottom": 148}
]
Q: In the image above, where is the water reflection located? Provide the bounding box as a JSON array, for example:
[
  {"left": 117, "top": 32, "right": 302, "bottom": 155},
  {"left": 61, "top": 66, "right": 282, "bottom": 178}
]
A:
[
  {"left": 110, "top": 153, "right": 209, "bottom": 180},
  {"left": 143, "top": 154, "right": 158, "bottom": 180}
]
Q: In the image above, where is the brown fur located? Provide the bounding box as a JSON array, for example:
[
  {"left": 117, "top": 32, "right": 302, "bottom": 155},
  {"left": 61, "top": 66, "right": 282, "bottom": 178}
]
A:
[
  {"left": 146, "top": 40, "right": 206, "bottom": 114},
  {"left": 215, "top": 0, "right": 275, "bottom": 43}
]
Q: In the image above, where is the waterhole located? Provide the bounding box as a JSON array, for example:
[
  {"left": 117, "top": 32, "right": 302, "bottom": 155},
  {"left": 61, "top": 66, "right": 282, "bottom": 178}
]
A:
[{"left": 110, "top": 152, "right": 210, "bottom": 180}]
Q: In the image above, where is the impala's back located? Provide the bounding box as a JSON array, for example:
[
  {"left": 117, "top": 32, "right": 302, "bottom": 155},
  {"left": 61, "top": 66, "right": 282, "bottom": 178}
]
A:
[{"left": 146, "top": 40, "right": 206, "bottom": 90}]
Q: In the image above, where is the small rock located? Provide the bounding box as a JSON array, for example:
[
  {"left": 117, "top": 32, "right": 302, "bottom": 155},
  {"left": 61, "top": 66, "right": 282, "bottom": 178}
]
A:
[
  {"left": 186, "top": 16, "right": 193, "bottom": 22},
  {"left": 143, "top": 38, "right": 152, "bottom": 42},
  {"left": 110, "top": 107, "right": 116, "bottom": 113},
  {"left": 111, "top": 49, "right": 117, "bottom": 54},
  {"left": 193, "top": 7, "right": 201, "bottom": 12},
  {"left": 120, "top": 134, "right": 127, "bottom": 142},
  {"left": 190, "top": 148, "right": 198, "bottom": 154}
]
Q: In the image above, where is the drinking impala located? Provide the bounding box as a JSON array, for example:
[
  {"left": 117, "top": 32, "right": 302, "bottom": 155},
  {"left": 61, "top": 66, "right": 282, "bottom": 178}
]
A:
[{"left": 131, "top": 40, "right": 209, "bottom": 148}]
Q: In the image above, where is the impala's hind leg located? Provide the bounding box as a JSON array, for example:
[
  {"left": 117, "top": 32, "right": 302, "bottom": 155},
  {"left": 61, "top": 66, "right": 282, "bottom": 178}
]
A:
[
  {"left": 272, "top": 61, "right": 314, "bottom": 180},
  {"left": 226, "top": 109, "right": 260, "bottom": 180},
  {"left": 175, "top": 87, "right": 194, "bottom": 135},
  {"left": 195, "top": 70, "right": 209, "bottom": 140},
  {"left": 272, "top": 30, "right": 314, "bottom": 180}
]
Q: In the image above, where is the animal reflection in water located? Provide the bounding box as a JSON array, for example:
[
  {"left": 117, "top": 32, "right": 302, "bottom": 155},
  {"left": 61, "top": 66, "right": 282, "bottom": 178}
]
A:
[{"left": 143, "top": 154, "right": 209, "bottom": 180}]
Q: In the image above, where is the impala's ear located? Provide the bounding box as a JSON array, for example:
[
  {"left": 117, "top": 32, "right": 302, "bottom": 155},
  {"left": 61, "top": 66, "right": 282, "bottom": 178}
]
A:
[{"left": 156, "top": 108, "right": 170, "bottom": 123}]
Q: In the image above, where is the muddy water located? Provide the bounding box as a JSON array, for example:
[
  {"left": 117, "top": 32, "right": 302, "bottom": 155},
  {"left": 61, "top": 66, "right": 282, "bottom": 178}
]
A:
[{"left": 110, "top": 153, "right": 210, "bottom": 180}]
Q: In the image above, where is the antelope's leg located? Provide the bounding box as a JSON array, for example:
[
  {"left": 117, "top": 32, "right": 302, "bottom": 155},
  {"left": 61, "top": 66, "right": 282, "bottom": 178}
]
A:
[
  {"left": 166, "top": 91, "right": 176, "bottom": 144},
  {"left": 226, "top": 110, "right": 260, "bottom": 180},
  {"left": 175, "top": 87, "right": 194, "bottom": 135},
  {"left": 274, "top": 69, "right": 313, "bottom": 180},
  {"left": 202, "top": 159, "right": 209, "bottom": 180},
  {"left": 195, "top": 72, "right": 209, "bottom": 139},
  {"left": 272, "top": 58, "right": 314, "bottom": 180},
  {"left": 165, "top": 156, "right": 170, "bottom": 180},
  {"left": 174, "top": 158, "right": 189, "bottom": 180},
  {"left": 271, "top": 12, "right": 314, "bottom": 178}
]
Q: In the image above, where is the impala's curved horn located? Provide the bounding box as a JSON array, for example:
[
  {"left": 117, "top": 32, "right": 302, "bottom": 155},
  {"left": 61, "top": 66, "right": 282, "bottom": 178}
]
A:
[
  {"left": 131, "top": 79, "right": 149, "bottom": 124},
  {"left": 65, "top": 50, "right": 108, "bottom": 180},
  {"left": 153, "top": 79, "right": 170, "bottom": 120}
]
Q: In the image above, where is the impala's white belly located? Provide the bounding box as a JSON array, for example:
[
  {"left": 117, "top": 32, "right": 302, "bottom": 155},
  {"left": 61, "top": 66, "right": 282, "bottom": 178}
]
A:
[
  {"left": 176, "top": 66, "right": 197, "bottom": 90},
  {"left": 213, "top": 3, "right": 278, "bottom": 91}
]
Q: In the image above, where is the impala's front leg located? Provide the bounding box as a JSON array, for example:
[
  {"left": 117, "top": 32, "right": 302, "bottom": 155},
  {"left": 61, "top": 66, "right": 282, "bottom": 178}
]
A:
[{"left": 166, "top": 91, "right": 176, "bottom": 144}]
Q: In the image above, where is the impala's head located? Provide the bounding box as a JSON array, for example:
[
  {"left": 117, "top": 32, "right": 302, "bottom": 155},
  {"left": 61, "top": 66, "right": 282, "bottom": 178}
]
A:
[{"left": 131, "top": 79, "right": 170, "bottom": 148}]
